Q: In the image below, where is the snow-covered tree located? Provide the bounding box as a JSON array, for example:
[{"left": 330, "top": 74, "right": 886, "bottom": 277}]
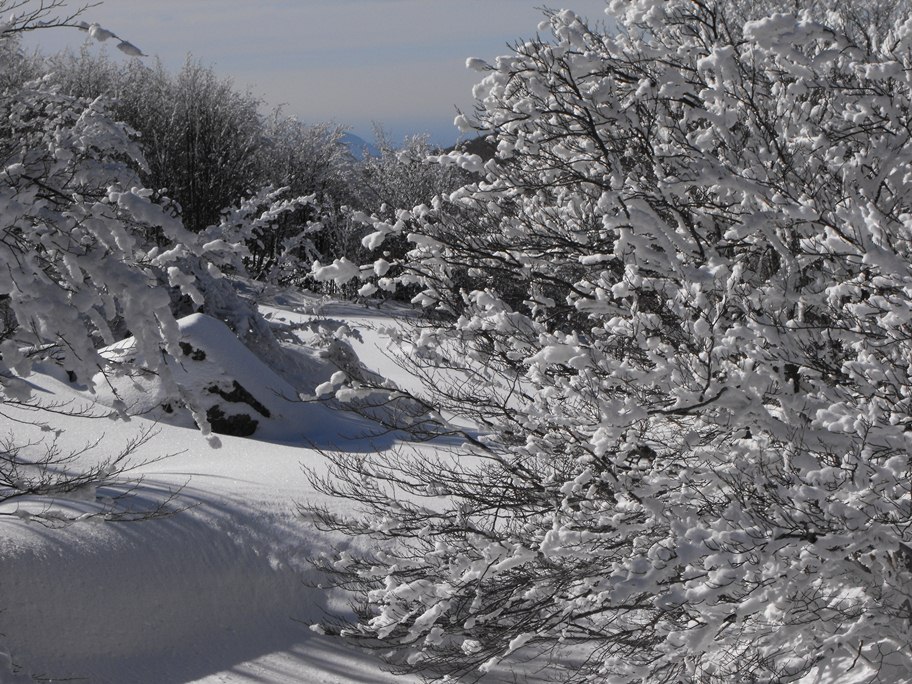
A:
[
  {"left": 0, "top": 3, "right": 234, "bottom": 515},
  {"left": 346, "top": 131, "right": 473, "bottom": 300},
  {"left": 254, "top": 116, "right": 361, "bottom": 284},
  {"left": 307, "top": 2, "right": 912, "bottom": 681},
  {"left": 359, "top": 130, "right": 472, "bottom": 220},
  {"left": 43, "top": 52, "right": 264, "bottom": 234},
  {"left": 0, "top": 53, "right": 194, "bottom": 394}
]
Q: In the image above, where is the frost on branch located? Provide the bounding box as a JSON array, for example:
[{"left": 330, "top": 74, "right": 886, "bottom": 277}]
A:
[{"left": 306, "top": 2, "right": 912, "bottom": 682}]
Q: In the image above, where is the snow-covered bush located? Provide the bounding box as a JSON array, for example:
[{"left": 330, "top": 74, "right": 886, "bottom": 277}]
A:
[
  {"left": 307, "top": 2, "right": 912, "bottom": 681},
  {"left": 0, "top": 3, "right": 229, "bottom": 515},
  {"left": 0, "top": 72, "right": 194, "bottom": 392},
  {"left": 198, "top": 186, "right": 316, "bottom": 287},
  {"left": 349, "top": 131, "right": 474, "bottom": 300},
  {"left": 253, "top": 117, "right": 364, "bottom": 286},
  {"left": 360, "top": 131, "right": 472, "bottom": 220},
  {"left": 43, "top": 52, "right": 265, "bottom": 234}
]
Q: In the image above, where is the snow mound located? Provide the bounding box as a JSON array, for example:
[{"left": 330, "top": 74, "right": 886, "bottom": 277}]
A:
[
  {"left": 96, "top": 313, "right": 370, "bottom": 444},
  {"left": 167, "top": 313, "right": 301, "bottom": 437}
]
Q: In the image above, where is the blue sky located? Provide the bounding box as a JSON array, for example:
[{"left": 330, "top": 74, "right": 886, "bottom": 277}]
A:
[{"left": 24, "top": 0, "right": 611, "bottom": 146}]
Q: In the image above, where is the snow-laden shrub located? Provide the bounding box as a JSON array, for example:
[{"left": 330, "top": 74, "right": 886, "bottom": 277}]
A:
[
  {"left": 0, "top": 71, "right": 195, "bottom": 393},
  {"left": 43, "top": 51, "right": 265, "bottom": 234},
  {"left": 308, "top": 2, "right": 912, "bottom": 681},
  {"left": 0, "top": 2, "right": 225, "bottom": 521}
]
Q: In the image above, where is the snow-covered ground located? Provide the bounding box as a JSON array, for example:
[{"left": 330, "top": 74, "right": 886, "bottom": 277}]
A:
[{"left": 0, "top": 293, "right": 424, "bottom": 683}]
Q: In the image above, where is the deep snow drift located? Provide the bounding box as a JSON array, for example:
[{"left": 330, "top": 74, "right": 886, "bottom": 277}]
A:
[{"left": 0, "top": 294, "right": 422, "bottom": 683}]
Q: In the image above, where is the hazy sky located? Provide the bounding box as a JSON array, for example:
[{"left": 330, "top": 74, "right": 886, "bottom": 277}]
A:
[{"left": 23, "top": 0, "right": 611, "bottom": 146}]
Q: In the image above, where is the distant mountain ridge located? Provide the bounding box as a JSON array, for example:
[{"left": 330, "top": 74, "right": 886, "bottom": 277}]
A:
[
  {"left": 340, "top": 132, "right": 380, "bottom": 160},
  {"left": 340, "top": 131, "right": 495, "bottom": 162}
]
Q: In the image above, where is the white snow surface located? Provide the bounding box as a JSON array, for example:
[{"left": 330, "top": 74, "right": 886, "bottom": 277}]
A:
[{"left": 0, "top": 295, "right": 421, "bottom": 683}]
